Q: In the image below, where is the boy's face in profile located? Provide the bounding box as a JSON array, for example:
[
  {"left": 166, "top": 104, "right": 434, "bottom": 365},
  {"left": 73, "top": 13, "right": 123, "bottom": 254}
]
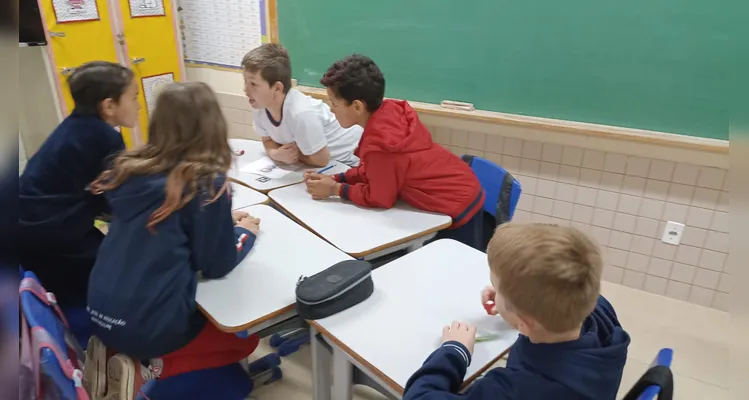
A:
[
  {"left": 103, "top": 78, "right": 140, "bottom": 128},
  {"left": 326, "top": 88, "right": 360, "bottom": 129},
  {"left": 243, "top": 70, "right": 280, "bottom": 109}
]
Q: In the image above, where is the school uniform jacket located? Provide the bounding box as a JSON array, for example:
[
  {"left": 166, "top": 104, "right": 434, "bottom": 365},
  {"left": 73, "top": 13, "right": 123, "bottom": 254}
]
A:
[
  {"left": 19, "top": 111, "right": 125, "bottom": 306},
  {"left": 402, "top": 296, "right": 631, "bottom": 400},
  {"left": 333, "top": 100, "right": 484, "bottom": 228},
  {"left": 87, "top": 174, "right": 254, "bottom": 360}
]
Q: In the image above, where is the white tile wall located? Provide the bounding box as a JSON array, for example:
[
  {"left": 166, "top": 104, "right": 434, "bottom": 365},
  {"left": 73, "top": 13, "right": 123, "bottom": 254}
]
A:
[{"left": 216, "top": 92, "right": 730, "bottom": 311}]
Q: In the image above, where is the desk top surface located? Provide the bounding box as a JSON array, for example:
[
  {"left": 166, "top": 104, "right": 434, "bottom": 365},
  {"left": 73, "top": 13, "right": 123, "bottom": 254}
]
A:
[
  {"left": 312, "top": 239, "right": 519, "bottom": 393},
  {"left": 228, "top": 138, "right": 348, "bottom": 193},
  {"left": 269, "top": 183, "right": 452, "bottom": 257},
  {"left": 196, "top": 204, "right": 352, "bottom": 331}
]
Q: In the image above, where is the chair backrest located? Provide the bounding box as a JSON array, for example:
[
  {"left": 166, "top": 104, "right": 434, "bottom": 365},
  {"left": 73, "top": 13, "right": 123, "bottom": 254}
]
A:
[
  {"left": 461, "top": 155, "right": 522, "bottom": 225},
  {"left": 19, "top": 271, "right": 89, "bottom": 400},
  {"left": 623, "top": 348, "right": 674, "bottom": 400}
]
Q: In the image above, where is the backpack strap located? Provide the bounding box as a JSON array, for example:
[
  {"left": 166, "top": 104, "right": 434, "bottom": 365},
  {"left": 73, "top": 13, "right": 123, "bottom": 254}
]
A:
[
  {"left": 19, "top": 312, "right": 41, "bottom": 399},
  {"left": 31, "top": 327, "right": 90, "bottom": 400},
  {"left": 495, "top": 172, "right": 516, "bottom": 225},
  {"left": 19, "top": 277, "right": 70, "bottom": 327}
]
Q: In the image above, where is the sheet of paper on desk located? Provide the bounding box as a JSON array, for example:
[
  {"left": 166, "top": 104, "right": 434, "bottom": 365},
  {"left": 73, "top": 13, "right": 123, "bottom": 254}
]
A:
[
  {"left": 239, "top": 156, "right": 302, "bottom": 179},
  {"left": 435, "top": 317, "right": 514, "bottom": 346}
]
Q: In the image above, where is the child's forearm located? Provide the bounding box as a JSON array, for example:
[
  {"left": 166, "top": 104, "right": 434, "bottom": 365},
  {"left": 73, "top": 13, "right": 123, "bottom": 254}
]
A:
[
  {"left": 299, "top": 147, "right": 330, "bottom": 167},
  {"left": 261, "top": 137, "right": 282, "bottom": 158},
  {"left": 233, "top": 227, "right": 255, "bottom": 265},
  {"left": 403, "top": 341, "right": 470, "bottom": 398},
  {"left": 333, "top": 169, "right": 362, "bottom": 185}
]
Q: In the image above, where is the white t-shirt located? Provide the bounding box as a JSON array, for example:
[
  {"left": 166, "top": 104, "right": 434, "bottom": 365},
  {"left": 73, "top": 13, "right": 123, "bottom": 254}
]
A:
[{"left": 253, "top": 89, "right": 362, "bottom": 166}]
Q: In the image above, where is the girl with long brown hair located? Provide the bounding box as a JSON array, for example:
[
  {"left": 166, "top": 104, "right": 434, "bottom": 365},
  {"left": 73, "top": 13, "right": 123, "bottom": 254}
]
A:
[{"left": 84, "top": 82, "right": 261, "bottom": 398}]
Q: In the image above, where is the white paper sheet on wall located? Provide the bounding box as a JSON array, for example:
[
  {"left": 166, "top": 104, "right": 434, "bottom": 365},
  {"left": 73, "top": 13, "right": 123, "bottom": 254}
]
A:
[
  {"left": 129, "top": 0, "right": 166, "bottom": 18},
  {"left": 177, "top": 0, "right": 264, "bottom": 69},
  {"left": 141, "top": 73, "right": 175, "bottom": 116},
  {"left": 52, "top": 0, "right": 100, "bottom": 23}
]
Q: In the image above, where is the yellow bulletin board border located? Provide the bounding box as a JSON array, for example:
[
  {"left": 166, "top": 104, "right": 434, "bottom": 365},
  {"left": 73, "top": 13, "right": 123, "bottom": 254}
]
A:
[{"left": 182, "top": 0, "right": 278, "bottom": 72}]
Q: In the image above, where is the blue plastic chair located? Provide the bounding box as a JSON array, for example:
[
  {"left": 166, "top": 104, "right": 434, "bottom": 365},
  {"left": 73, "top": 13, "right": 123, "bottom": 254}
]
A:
[
  {"left": 462, "top": 155, "right": 522, "bottom": 223},
  {"left": 461, "top": 155, "right": 522, "bottom": 250},
  {"left": 623, "top": 348, "right": 674, "bottom": 400}
]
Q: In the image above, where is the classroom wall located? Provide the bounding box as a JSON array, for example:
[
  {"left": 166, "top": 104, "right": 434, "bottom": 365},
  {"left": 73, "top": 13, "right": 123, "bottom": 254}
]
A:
[
  {"left": 19, "top": 46, "right": 63, "bottom": 158},
  {"left": 189, "top": 66, "right": 731, "bottom": 311}
]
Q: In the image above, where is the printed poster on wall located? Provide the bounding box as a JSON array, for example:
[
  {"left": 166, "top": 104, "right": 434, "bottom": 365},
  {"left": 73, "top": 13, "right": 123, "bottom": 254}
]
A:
[
  {"left": 141, "top": 73, "right": 175, "bottom": 117},
  {"left": 178, "top": 0, "right": 267, "bottom": 69},
  {"left": 129, "top": 0, "right": 166, "bottom": 18},
  {"left": 52, "top": 0, "right": 100, "bottom": 23}
]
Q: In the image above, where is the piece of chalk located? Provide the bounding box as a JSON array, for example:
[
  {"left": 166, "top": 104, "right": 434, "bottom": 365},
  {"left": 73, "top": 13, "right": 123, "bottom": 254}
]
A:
[
  {"left": 483, "top": 300, "right": 495, "bottom": 315},
  {"left": 440, "top": 100, "right": 475, "bottom": 112}
]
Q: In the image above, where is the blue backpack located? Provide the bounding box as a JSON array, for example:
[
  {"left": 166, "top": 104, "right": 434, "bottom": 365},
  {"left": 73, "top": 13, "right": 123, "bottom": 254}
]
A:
[{"left": 19, "top": 271, "right": 90, "bottom": 400}]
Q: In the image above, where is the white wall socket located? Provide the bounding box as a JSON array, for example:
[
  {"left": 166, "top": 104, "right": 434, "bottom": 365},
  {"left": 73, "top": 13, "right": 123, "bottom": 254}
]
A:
[{"left": 661, "top": 221, "right": 685, "bottom": 245}]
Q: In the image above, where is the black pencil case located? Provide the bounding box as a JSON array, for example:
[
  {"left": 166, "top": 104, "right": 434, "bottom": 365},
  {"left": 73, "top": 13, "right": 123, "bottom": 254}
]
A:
[{"left": 295, "top": 260, "right": 374, "bottom": 320}]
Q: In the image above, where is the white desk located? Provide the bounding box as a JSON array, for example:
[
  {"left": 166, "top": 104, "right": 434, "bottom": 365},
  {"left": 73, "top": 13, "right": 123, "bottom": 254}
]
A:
[
  {"left": 269, "top": 184, "right": 452, "bottom": 259},
  {"left": 230, "top": 181, "right": 268, "bottom": 210},
  {"left": 228, "top": 138, "right": 349, "bottom": 193},
  {"left": 229, "top": 138, "right": 265, "bottom": 170},
  {"left": 196, "top": 204, "right": 352, "bottom": 333},
  {"left": 310, "top": 239, "right": 519, "bottom": 400}
]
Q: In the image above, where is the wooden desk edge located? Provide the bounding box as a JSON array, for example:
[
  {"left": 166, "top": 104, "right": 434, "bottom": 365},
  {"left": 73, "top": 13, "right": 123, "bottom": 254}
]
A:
[
  {"left": 229, "top": 176, "right": 298, "bottom": 194},
  {"left": 310, "top": 320, "right": 512, "bottom": 396},
  {"left": 198, "top": 302, "right": 296, "bottom": 333},
  {"left": 297, "top": 86, "right": 728, "bottom": 154},
  {"left": 268, "top": 191, "right": 453, "bottom": 258}
]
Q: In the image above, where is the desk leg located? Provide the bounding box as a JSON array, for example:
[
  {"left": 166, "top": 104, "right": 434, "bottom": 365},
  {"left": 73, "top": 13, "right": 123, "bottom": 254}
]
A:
[
  {"left": 310, "top": 326, "right": 332, "bottom": 400},
  {"left": 407, "top": 241, "right": 424, "bottom": 253},
  {"left": 331, "top": 344, "right": 354, "bottom": 400}
]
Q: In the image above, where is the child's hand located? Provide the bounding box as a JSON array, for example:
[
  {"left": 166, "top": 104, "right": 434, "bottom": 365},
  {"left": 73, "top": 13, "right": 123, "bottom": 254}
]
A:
[
  {"left": 481, "top": 286, "right": 499, "bottom": 315},
  {"left": 232, "top": 210, "right": 249, "bottom": 224},
  {"left": 306, "top": 175, "right": 339, "bottom": 200},
  {"left": 441, "top": 321, "right": 477, "bottom": 354},
  {"left": 303, "top": 171, "right": 327, "bottom": 182},
  {"left": 237, "top": 215, "right": 260, "bottom": 235},
  {"left": 271, "top": 143, "right": 300, "bottom": 164}
]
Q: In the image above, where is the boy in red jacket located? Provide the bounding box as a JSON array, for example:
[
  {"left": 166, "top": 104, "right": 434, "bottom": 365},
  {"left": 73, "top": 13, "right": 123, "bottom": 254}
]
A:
[{"left": 305, "top": 54, "right": 485, "bottom": 249}]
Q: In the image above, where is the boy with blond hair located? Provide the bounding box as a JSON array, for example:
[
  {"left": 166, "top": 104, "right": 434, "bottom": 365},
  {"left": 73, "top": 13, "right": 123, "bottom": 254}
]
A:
[
  {"left": 241, "top": 44, "right": 361, "bottom": 167},
  {"left": 403, "top": 224, "right": 630, "bottom": 400}
]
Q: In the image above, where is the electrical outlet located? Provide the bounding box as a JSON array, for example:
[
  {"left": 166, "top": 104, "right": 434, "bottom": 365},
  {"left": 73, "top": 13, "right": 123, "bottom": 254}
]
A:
[{"left": 661, "top": 221, "right": 685, "bottom": 245}]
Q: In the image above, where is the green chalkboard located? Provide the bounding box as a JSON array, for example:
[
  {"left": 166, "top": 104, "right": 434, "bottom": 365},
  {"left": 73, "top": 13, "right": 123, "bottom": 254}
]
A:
[{"left": 278, "top": 0, "right": 740, "bottom": 141}]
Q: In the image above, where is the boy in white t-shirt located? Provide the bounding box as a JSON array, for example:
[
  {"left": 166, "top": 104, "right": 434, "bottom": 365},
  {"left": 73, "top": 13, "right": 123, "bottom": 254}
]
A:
[{"left": 241, "top": 44, "right": 362, "bottom": 167}]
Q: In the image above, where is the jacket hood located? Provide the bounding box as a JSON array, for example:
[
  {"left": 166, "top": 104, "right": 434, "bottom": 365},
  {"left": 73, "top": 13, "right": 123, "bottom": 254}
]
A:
[
  {"left": 511, "top": 296, "right": 630, "bottom": 399},
  {"left": 104, "top": 175, "right": 167, "bottom": 222},
  {"left": 358, "top": 100, "right": 433, "bottom": 155}
]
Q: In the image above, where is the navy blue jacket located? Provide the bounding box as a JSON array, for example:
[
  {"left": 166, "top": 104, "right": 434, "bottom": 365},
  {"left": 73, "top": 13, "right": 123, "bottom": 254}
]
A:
[
  {"left": 86, "top": 174, "right": 254, "bottom": 360},
  {"left": 19, "top": 112, "right": 125, "bottom": 306},
  {"left": 403, "top": 296, "right": 630, "bottom": 400}
]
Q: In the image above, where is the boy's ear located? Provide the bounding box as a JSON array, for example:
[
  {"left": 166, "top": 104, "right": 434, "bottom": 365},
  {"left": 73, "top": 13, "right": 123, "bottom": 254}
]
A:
[
  {"left": 515, "top": 313, "right": 536, "bottom": 332},
  {"left": 352, "top": 99, "right": 366, "bottom": 114},
  {"left": 99, "top": 98, "right": 117, "bottom": 118},
  {"left": 272, "top": 81, "right": 285, "bottom": 93}
]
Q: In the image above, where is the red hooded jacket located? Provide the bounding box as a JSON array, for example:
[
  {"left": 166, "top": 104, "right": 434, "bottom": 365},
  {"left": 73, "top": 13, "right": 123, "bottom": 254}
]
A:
[{"left": 333, "top": 100, "right": 484, "bottom": 228}]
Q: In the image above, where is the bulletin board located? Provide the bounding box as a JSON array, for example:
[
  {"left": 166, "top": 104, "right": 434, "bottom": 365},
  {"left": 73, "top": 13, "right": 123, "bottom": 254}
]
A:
[{"left": 177, "top": 0, "right": 277, "bottom": 71}]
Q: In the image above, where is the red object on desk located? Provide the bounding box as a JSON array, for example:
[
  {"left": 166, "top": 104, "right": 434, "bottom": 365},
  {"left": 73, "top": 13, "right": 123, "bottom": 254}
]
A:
[
  {"left": 483, "top": 300, "right": 495, "bottom": 315},
  {"left": 233, "top": 149, "right": 245, "bottom": 156}
]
